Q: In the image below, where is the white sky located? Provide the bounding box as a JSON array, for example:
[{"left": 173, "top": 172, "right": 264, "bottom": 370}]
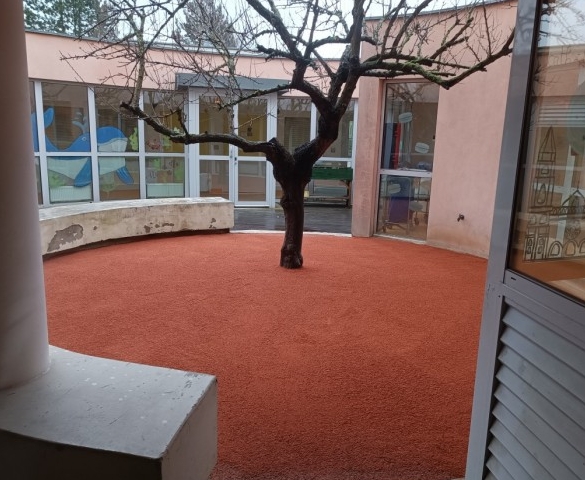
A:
[{"left": 135, "top": 0, "right": 508, "bottom": 58}]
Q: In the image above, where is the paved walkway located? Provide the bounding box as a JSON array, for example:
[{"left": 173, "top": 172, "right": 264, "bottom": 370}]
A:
[{"left": 234, "top": 205, "right": 352, "bottom": 234}]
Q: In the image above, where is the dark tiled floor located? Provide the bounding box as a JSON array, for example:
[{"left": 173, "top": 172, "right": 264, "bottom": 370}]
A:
[{"left": 233, "top": 205, "right": 352, "bottom": 234}]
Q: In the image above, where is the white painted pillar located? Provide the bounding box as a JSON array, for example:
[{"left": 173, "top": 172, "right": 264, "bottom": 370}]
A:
[{"left": 0, "top": 1, "right": 50, "bottom": 389}]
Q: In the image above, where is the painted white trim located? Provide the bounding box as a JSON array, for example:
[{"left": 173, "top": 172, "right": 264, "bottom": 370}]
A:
[
  {"left": 188, "top": 88, "right": 198, "bottom": 197},
  {"left": 34, "top": 81, "right": 50, "bottom": 206},
  {"left": 138, "top": 93, "right": 146, "bottom": 199},
  {"left": 87, "top": 87, "right": 100, "bottom": 202},
  {"left": 380, "top": 169, "right": 433, "bottom": 178},
  {"left": 231, "top": 102, "right": 238, "bottom": 203},
  {"left": 351, "top": 100, "right": 358, "bottom": 169},
  {"left": 310, "top": 103, "right": 317, "bottom": 139},
  {"left": 267, "top": 93, "right": 278, "bottom": 207}
]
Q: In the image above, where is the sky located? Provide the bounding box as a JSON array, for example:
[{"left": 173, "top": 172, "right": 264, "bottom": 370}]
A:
[
  {"left": 220, "top": 0, "right": 481, "bottom": 57},
  {"left": 130, "top": 0, "right": 513, "bottom": 58}
]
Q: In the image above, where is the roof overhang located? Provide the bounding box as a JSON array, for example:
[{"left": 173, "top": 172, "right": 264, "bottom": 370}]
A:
[{"left": 175, "top": 73, "right": 290, "bottom": 93}]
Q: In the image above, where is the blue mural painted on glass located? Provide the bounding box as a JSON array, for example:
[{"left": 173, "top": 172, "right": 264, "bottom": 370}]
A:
[{"left": 31, "top": 108, "right": 133, "bottom": 187}]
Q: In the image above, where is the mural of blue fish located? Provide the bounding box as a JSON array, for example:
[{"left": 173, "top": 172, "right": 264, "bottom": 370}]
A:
[{"left": 31, "top": 108, "right": 133, "bottom": 187}]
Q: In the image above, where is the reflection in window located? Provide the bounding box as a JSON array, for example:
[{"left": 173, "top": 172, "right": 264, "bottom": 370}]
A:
[
  {"left": 510, "top": 2, "right": 585, "bottom": 303},
  {"left": 322, "top": 100, "right": 355, "bottom": 158},
  {"left": 143, "top": 91, "right": 185, "bottom": 154},
  {"left": 199, "top": 96, "right": 230, "bottom": 156},
  {"left": 381, "top": 83, "right": 438, "bottom": 171}
]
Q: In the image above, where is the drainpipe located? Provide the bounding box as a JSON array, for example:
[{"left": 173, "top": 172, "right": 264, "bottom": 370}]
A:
[{"left": 0, "top": 1, "right": 50, "bottom": 389}]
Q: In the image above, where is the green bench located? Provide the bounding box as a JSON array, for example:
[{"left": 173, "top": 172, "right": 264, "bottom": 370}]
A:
[{"left": 306, "top": 166, "right": 353, "bottom": 207}]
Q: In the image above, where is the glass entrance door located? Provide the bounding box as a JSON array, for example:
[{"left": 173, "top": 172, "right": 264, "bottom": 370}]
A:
[
  {"left": 197, "top": 93, "right": 273, "bottom": 205},
  {"left": 234, "top": 97, "right": 270, "bottom": 205},
  {"left": 198, "top": 95, "right": 231, "bottom": 199},
  {"left": 377, "top": 82, "right": 439, "bottom": 241}
]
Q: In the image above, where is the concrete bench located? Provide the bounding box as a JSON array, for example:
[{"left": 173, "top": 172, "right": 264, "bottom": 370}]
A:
[
  {"left": 39, "top": 197, "right": 234, "bottom": 255},
  {"left": 0, "top": 198, "right": 231, "bottom": 479},
  {"left": 0, "top": 347, "right": 217, "bottom": 480}
]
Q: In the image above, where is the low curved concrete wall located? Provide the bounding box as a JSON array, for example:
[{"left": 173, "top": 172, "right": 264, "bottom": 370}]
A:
[{"left": 39, "top": 197, "right": 234, "bottom": 255}]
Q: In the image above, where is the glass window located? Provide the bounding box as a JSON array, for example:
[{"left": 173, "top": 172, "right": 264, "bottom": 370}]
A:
[
  {"left": 277, "top": 97, "right": 311, "bottom": 152},
  {"left": 199, "top": 96, "right": 231, "bottom": 156},
  {"left": 47, "top": 156, "right": 93, "bottom": 203},
  {"left": 200, "top": 159, "right": 229, "bottom": 199},
  {"left": 145, "top": 157, "right": 185, "bottom": 198},
  {"left": 238, "top": 98, "right": 267, "bottom": 157},
  {"left": 238, "top": 160, "right": 266, "bottom": 201},
  {"left": 510, "top": 2, "right": 585, "bottom": 303},
  {"left": 94, "top": 87, "right": 138, "bottom": 152},
  {"left": 321, "top": 100, "right": 355, "bottom": 159},
  {"left": 380, "top": 83, "right": 438, "bottom": 171},
  {"left": 42, "top": 83, "right": 93, "bottom": 203},
  {"left": 275, "top": 97, "right": 311, "bottom": 199},
  {"left": 377, "top": 82, "right": 437, "bottom": 240},
  {"left": 42, "top": 83, "right": 90, "bottom": 152},
  {"left": 99, "top": 156, "right": 140, "bottom": 200},
  {"left": 94, "top": 88, "right": 140, "bottom": 200},
  {"left": 376, "top": 174, "right": 431, "bottom": 241},
  {"left": 143, "top": 91, "right": 185, "bottom": 154}
]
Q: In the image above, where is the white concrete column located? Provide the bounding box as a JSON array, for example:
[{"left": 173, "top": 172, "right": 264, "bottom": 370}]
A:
[{"left": 0, "top": 1, "right": 50, "bottom": 388}]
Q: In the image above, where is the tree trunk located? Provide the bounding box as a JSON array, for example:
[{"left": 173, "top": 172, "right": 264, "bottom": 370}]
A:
[{"left": 279, "top": 180, "right": 306, "bottom": 269}]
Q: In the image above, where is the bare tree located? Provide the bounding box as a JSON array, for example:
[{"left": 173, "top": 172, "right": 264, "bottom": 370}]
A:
[{"left": 63, "top": 0, "right": 515, "bottom": 269}]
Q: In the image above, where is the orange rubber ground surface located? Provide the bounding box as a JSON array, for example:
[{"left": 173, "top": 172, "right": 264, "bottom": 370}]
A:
[{"left": 44, "top": 233, "right": 487, "bottom": 480}]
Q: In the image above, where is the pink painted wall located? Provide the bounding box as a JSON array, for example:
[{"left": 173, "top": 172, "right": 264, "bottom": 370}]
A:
[
  {"left": 352, "top": 75, "right": 385, "bottom": 237},
  {"left": 26, "top": 31, "right": 296, "bottom": 88},
  {"left": 353, "top": 1, "right": 517, "bottom": 257},
  {"left": 428, "top": 56, "right": 511, "bottom": 257},
  {"left": 26, "top": 34, "right": 114, "bottom": 84},
  {"left": 25, "top": 32, "right": 354, "bottom": 95}
]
